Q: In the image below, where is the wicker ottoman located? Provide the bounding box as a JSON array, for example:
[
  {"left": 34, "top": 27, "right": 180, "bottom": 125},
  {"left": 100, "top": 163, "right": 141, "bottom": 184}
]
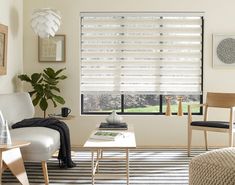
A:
[{"left": 189, "top": 148, "right": 235, "bottom": 185}]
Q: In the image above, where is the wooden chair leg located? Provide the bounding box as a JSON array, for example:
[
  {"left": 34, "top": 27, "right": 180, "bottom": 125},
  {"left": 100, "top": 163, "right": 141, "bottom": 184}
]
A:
[
  {"left": 42, "top": 161, "right": 49, "bottom": 185},
  {"left": 204, "top": 130, "right": 208, "bottom": 151},
  {"left": 229, "top": 132, "right": 233, "bottom": 147},
  {"left": 188, "top": 127, "right": 192, "bottom": 157}
]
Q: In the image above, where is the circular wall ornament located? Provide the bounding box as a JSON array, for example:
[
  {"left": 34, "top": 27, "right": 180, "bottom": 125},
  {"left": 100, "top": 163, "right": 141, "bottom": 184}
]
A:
[{"left": 216, "top": 38, "right": 235, "bottom": 64}]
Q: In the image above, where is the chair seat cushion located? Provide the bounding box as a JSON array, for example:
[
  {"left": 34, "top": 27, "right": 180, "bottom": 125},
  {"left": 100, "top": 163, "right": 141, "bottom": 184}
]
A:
[
  {"left": 10, "top": 127, "right": 60, "bottom": 161},
  {"left": 190, "top": 121, "right": 232, "bottom": 129}
]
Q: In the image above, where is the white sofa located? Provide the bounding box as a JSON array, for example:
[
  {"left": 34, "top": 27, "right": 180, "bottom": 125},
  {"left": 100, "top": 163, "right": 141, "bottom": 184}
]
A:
[{"left": 0, "top": 92, "right": 60, "bottom": 185}]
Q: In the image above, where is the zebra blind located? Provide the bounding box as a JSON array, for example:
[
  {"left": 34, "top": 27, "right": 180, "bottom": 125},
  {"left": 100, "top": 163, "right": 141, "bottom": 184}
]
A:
[{"left": 80, "top": 12, "right": 203, "bottom": 95}]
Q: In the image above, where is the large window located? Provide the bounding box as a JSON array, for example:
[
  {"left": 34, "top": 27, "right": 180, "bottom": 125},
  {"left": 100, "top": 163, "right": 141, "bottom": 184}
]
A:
[{"left": 80, "top": 12, "right": 203, "bottom": 114}]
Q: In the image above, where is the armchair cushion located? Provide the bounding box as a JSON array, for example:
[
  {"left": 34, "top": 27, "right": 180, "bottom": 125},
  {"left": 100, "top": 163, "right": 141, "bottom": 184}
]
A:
[
  {"left": 10, "top": 127, "right": 60, "bottom": 161},
  {"left": 191, "top": 121, "right": 231, "bottom": 129}
]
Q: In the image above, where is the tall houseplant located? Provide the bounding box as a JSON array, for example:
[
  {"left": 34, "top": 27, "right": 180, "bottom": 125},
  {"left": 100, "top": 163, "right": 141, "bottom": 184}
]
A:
[{"left": 18, "top": 67, "right": 67, "bottom": 118}]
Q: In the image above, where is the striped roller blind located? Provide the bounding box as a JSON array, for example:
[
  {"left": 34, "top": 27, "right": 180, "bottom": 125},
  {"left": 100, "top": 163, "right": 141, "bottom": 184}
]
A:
[{"left": 80, "top": 12, "right": 203, "bottom": 95}]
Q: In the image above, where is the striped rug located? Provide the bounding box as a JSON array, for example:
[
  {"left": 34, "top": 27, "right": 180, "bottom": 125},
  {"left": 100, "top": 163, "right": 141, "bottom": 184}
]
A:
[{"left": 2, "top": 148, "right": 206, "bottom": 185}]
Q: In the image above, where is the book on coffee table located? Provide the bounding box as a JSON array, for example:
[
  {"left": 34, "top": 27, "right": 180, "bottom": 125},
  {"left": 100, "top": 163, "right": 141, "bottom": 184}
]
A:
[
  {"left": 99, "top": 122, "right": 128, "bottom": 130},
  {"left": 90, "top": 131, "right": 123, "bottom": 141}
]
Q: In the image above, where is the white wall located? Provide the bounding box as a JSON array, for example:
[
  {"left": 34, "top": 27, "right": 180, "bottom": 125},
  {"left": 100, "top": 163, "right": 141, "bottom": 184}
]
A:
[
  {"left": 0, "top": 0, "right": 23, "bottom": 93},
  {"left": 23, "top": 0, "right": 235, "bottom": 147}
]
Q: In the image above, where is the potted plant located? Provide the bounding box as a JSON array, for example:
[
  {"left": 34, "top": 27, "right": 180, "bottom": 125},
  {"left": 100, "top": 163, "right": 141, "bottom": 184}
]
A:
[{"left": 18, "top": 67, "right": 67, "bottom": 118}]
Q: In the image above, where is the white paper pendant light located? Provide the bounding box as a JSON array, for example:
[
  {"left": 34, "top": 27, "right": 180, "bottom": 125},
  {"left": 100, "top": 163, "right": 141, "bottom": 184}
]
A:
[{"left": 31, "top": 8, "right": 61, "bottom": 38}]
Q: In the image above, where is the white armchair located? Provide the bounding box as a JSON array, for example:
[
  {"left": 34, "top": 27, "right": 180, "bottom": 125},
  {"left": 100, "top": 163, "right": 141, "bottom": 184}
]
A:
[{"left": 0, "top": 92, "right": 60, "bottom": 185}]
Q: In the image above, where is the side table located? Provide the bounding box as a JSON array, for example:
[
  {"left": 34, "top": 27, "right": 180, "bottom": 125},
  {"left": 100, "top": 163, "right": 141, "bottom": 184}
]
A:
[
  {"left": 48, "top": 114, "right": 75, "bottom": 121},
  {"left": 0, "top": 141, "right": 30, "bottom": 185}
]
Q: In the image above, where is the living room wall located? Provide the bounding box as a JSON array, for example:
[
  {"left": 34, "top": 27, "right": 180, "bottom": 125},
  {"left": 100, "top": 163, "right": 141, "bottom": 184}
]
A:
[
  {"left": 0, "top": 0, "right": 23, "bottom": 93},
  {"left": 23, "top": 0, "right": 235, "bottom": 147}
]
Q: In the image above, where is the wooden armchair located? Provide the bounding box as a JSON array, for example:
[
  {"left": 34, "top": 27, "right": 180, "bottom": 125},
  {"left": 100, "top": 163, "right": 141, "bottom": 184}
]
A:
[{"left": 188, "top": 92, "right": 235, "bottom": 156}]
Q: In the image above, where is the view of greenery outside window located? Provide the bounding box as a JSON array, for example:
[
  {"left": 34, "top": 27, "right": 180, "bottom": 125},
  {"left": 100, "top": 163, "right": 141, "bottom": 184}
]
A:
[
  {"left": 82, "top": 94, "right": 201, "bottom": 114},
  {"left": 124, "top": 95, "right": 160, "bottom": 113},
  {"left": 83, "top": 94, "right": 121, "bottom": 112},
  {"left": 80, "top": 12, "right": 203, "bottom": 115}
]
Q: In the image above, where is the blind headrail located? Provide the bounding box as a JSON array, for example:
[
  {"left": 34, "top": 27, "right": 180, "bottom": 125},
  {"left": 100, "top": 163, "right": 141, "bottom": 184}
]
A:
[{"left": 80, "top": 12, "right": 205, "bottom": 17}]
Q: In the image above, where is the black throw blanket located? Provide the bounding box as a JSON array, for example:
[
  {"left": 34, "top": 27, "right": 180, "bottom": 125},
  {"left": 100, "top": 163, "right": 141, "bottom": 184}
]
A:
[{"left": 12, "top": 117, "right": 76, "bottom": 168}]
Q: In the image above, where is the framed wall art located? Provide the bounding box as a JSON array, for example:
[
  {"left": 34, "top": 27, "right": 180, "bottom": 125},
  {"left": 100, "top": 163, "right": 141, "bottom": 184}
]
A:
[
  {"left": 0, "top": 24, "right": 8, "bottom": 75},
  {"left": 213, "top": 34, "right": 235, "bottom": 68},
  {"left": 38, "top": 34, "right": 66, "bottom": 62}
]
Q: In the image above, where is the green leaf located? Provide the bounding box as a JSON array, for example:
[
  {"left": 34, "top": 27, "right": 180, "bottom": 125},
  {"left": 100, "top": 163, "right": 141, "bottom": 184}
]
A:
[
  {"left": 18, "top": 74, "right": 31, "bottom": 82},
  {"left": 32, "top": 95, "right": 41, "bottom": 106},
  {"left": 44, "top": 68, "right": 55, "bottom": 78},
  {"left": 44, "top": 80, "right": 58, "bottom": 86},
  {"left": 29, "top": 90, "right": 36, "bottom": 97},
  {"left": 50, "top": 98, "right": 57, "bottom": 107},
  {"left": 34, "top": 84, "right": 44, "bottom": 96},
  {"left": 55, "top": 68, "right": 66, "bottom": 77},
  {"left": 42, "top": 73, "right": 53, "bottom": 81},
  {"left": 42, "top": 74, "right": 58, "bottom": 85},
  {"left": 43, "top": 80, "right": 58, "bottom": 86},
  {"left": 56, "top": 75, "right": 67, "bottom": 80},
  {"left": 31, "top": 73, "right": 42, "bottom": 84},
  {"left": 50, "top": 86, "right": 60, "bottom": 92},
  {"left": 53, "top": 95, "right": 65, "bottom": 105},
  {"left": 39, "top": 97, "right": 48, "bottom": 111}
]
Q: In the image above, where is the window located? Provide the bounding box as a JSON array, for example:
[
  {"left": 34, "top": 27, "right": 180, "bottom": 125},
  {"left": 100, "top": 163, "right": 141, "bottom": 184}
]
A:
[{"left": 80, "top": 12, "right": 203, "bottom": 114}]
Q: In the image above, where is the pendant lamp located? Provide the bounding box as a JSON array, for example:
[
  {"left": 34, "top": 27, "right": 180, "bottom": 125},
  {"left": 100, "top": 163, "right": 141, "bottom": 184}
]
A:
[{"left": 31, "top": 8, "right": 61, "bottom": 38}]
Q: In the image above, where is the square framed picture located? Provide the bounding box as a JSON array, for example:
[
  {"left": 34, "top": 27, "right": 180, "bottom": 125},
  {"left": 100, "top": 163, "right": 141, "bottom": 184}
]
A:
[
  {"left": 38, "top": 34, "right": 66, "bottom": 62},
  {"left": 0, "top": 24, "right": 8, "bottom": 75},
  {"left": 213, "top": 34, "right": 235, "bottom": 68}
]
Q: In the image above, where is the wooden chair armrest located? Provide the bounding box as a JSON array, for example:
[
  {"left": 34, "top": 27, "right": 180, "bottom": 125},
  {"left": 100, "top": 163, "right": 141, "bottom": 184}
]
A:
[
  {"left": 231, "top": 106, "right": 235, "bottom": 111},
  {"left": 229, "top": 107, "right": 235, "bottom": 124},
  {"left": 187, "top": 104, "right": 206, "bottom": 125}
]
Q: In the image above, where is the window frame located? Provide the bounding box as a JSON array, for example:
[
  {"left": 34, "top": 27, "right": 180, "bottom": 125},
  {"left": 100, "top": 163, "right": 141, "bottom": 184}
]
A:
[{"left": 80, "top": 12, "right": 204, "bottom": 115}]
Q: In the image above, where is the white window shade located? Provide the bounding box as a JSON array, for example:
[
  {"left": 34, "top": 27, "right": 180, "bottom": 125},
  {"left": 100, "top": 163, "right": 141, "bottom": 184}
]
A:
[{"left": 80, "top": 12, "right": 203, "bottom": 95}]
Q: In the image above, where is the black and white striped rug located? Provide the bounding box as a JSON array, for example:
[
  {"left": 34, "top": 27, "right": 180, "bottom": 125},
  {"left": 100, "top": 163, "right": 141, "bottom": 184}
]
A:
[{"left": 2, "top": 148, "right": 206, "bottom": 185}]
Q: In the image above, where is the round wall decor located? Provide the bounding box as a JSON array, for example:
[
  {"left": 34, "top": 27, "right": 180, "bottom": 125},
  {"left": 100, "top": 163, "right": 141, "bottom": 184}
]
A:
[
  {"left": 216, "top": 38, "right": 235, "bottom": 64},
  {"left": 213, "top": 34, "right": 235, "bottom": 68}
]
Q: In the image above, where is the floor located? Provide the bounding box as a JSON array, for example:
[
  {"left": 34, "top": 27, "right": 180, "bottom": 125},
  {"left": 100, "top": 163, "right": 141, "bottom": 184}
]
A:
[{"left": 2, "top": 148, "right": 207, "bottom": 185}]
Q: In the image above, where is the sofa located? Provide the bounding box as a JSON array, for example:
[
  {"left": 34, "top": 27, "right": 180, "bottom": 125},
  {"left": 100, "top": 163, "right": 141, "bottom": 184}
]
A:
[{"left": 0, "top": 92, "right": 60, "bottom": 185}]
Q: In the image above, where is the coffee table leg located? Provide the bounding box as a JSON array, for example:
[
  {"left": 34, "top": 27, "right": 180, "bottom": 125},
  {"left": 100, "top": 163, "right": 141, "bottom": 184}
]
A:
[
  {"left": 91, "top": 151, "right": 95, "bottom": 185},
  {"left": 96, "top": 149, "right": 99, "bottom": 172},
  {"left": 126, "top": 149, "right": 129, "bottom": 185},
  {"left": 101, "top": 149, "right": 103, "bottom": 158}
]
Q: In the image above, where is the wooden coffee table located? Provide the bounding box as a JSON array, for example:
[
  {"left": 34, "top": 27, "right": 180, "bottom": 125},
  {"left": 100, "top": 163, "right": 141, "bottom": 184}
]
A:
[
  {"left": 0, "top": 141, "right": 30, "bottom": 185},
  {"left": 83, "top": 124, "right": 136, "bottom": 185}
]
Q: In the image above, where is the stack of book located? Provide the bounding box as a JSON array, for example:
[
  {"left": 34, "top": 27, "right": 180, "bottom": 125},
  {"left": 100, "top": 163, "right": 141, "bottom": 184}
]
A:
[
  {"left": 99, "top": 122, "right": 128, "bottom": 130},
  {"left": 90, "top": 131, "right": 123, "bottom": 141}
]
